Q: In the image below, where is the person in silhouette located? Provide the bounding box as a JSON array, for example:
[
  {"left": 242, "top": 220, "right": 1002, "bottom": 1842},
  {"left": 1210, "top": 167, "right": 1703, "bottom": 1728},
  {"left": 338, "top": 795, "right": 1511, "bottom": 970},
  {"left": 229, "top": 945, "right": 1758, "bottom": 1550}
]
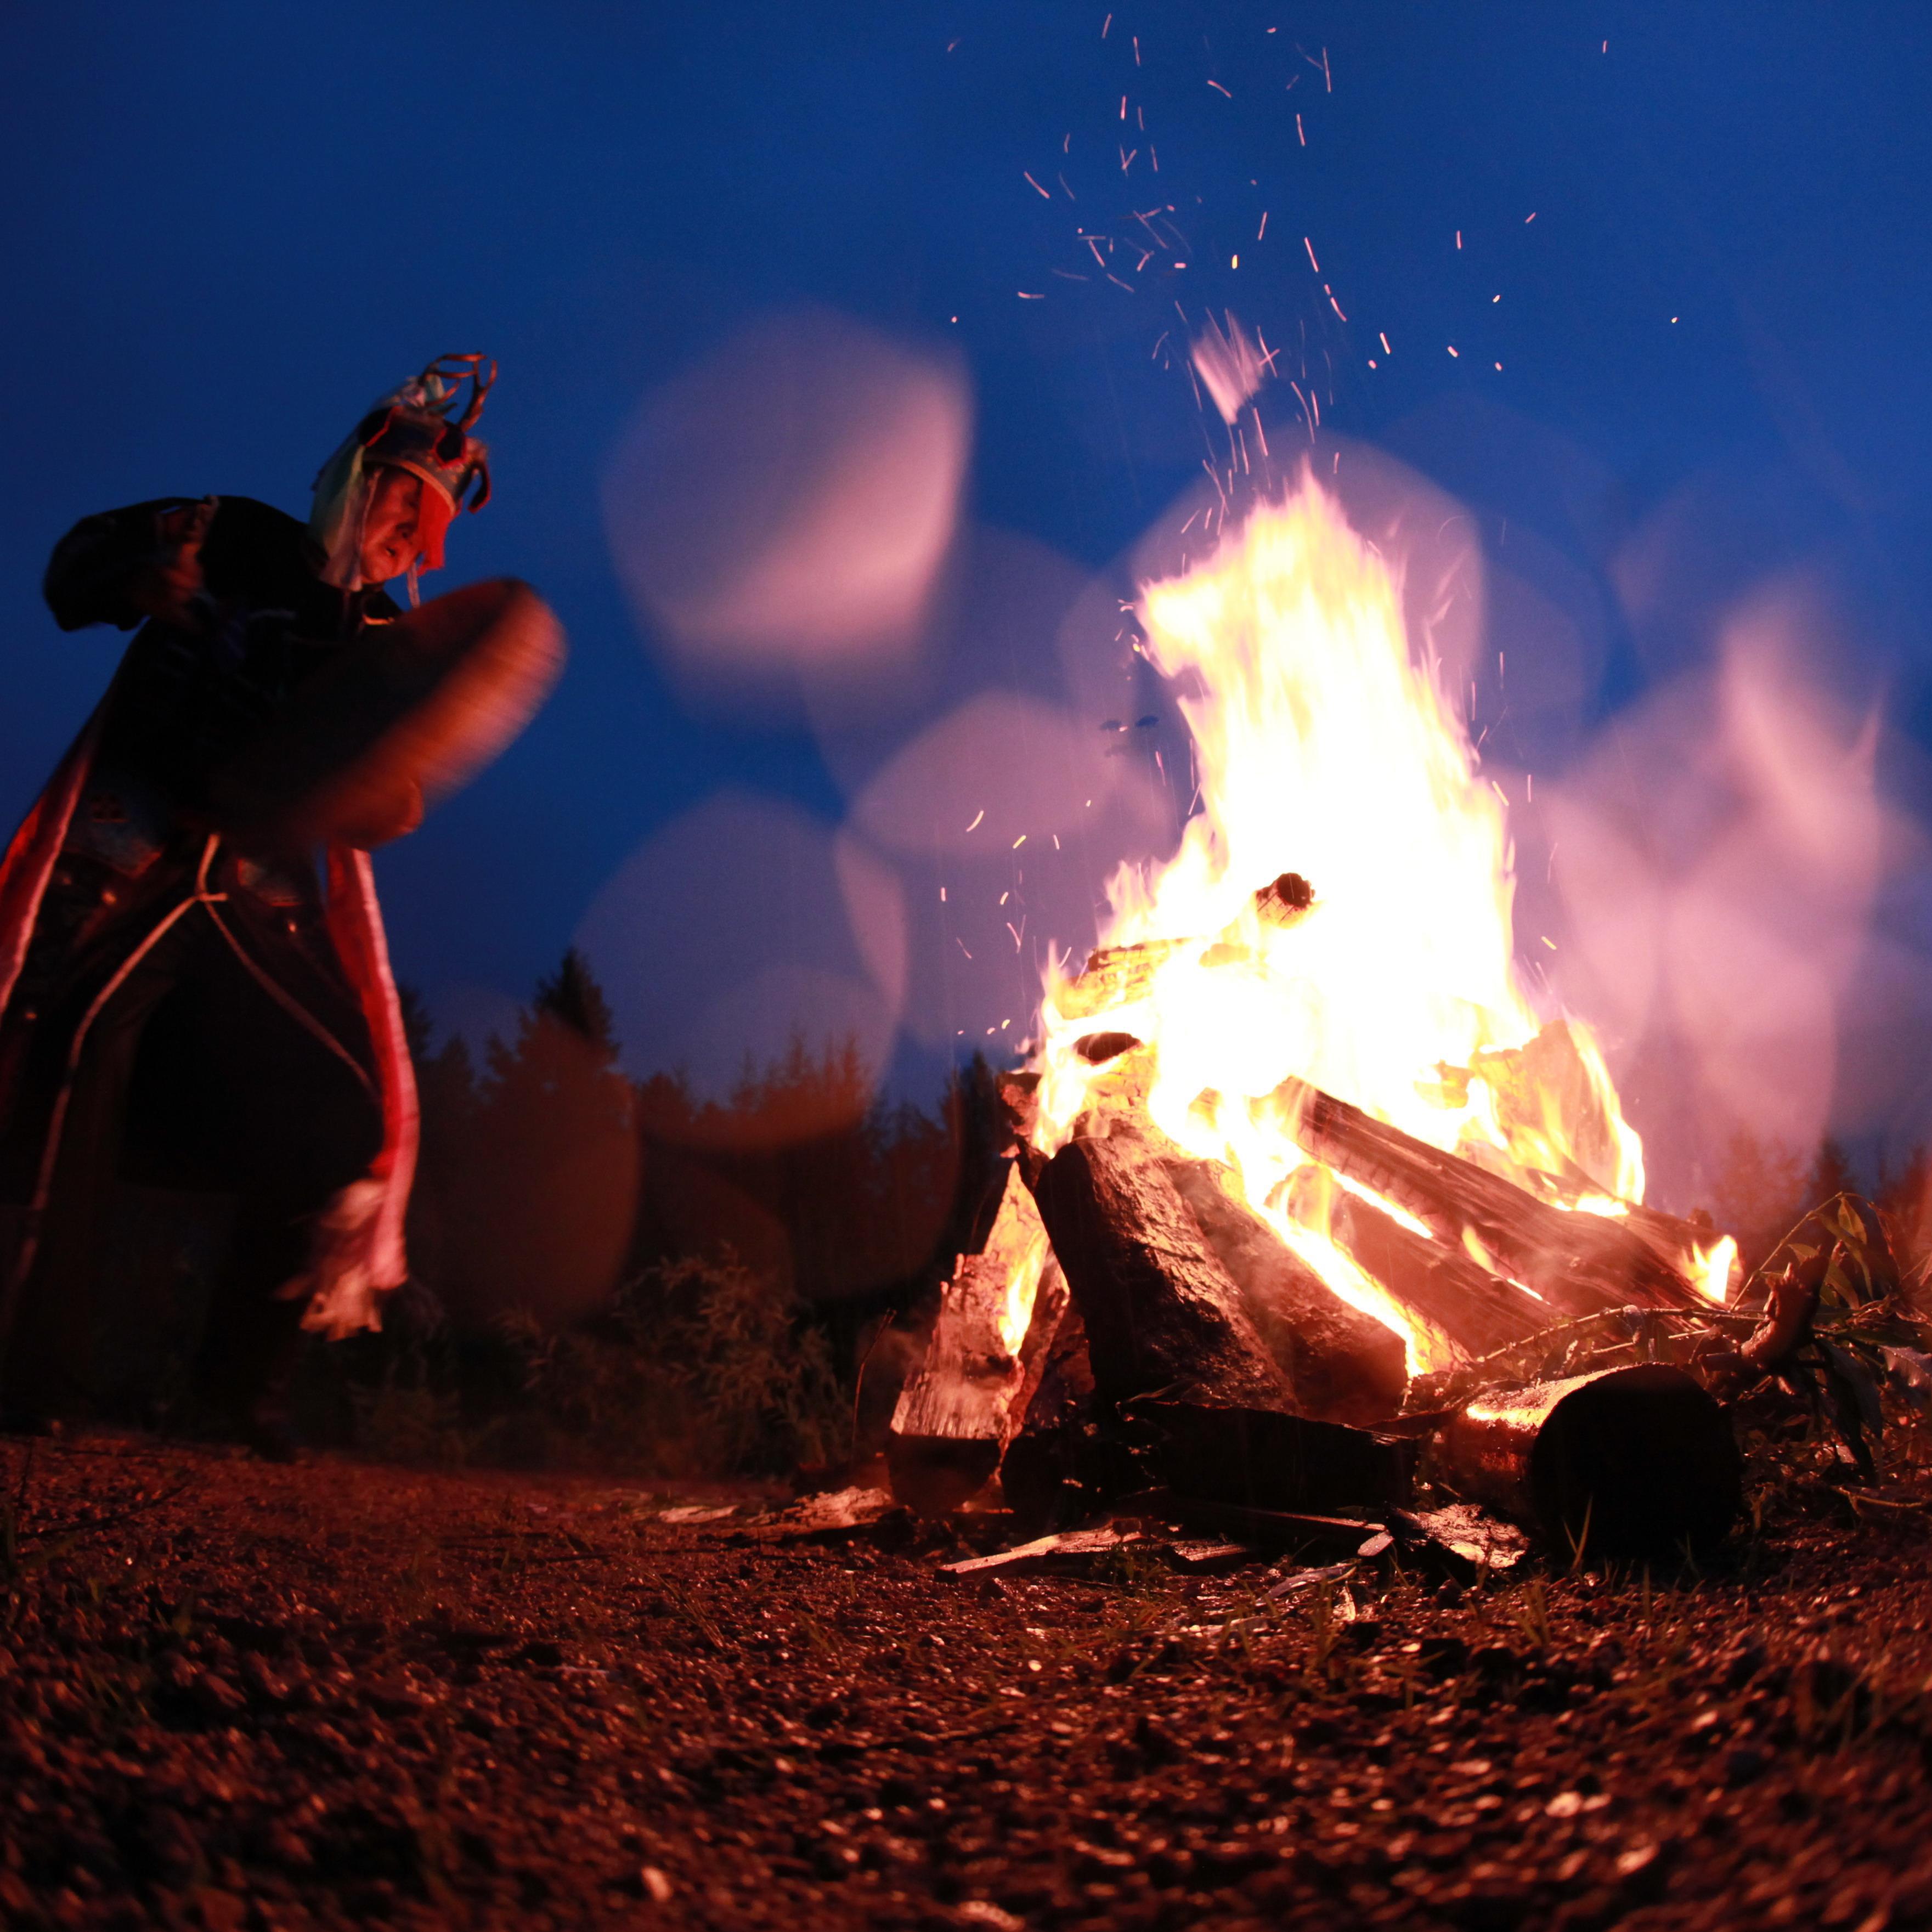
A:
[{"left": 0, "top": 354, "right": 496, "bottom": 1454}]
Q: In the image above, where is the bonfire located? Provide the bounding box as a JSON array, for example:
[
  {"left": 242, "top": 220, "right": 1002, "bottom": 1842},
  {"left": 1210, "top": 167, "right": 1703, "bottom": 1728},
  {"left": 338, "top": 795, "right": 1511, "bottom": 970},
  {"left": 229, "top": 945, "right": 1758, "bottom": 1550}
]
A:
[{"left": 885, "top": 481, "right": 1867, "bottom": 1565}]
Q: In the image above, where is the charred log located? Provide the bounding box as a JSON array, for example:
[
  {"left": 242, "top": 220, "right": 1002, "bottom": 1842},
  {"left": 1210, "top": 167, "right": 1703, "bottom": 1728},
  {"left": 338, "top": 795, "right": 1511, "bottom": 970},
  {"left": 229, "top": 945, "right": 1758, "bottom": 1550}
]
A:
[
  {"left": 1274, "top": 1078, "right": 1703, "bottom": 1317},
  {"left": 999, "top": 1307, "right": 1407, "bottom": 1523},
  {"left": 1162, "top": 1158, "right": 1408, "bottom": 1423},
  {"left": 1029, "top": 1131, "right": 1297, "bottom": 1414},
  {"left": 999, "top": 1301, "right": 1144, "bottom": 1532},
  {"left": 1125, "top": 1399, "right": 1411, "bottom": 1513},
  {"left": 886, "top": 1163, "right": 1068, "bottom": 1516},
  {"left": 1254, "top": 870, "right": 1315, "bottom": 925}
]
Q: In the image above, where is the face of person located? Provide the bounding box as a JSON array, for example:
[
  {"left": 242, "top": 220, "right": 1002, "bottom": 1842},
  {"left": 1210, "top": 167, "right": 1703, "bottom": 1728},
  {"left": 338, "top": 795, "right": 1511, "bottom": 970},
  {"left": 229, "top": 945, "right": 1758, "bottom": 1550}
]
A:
[{"left": 359, "top": 466, "right": 426, "bottom": 583}]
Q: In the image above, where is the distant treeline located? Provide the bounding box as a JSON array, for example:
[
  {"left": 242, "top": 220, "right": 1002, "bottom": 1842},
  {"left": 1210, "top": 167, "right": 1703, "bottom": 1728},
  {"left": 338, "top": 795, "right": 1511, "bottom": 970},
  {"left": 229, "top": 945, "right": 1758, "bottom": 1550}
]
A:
[
  {"left": 397, "top": 950, "right": 1008, "bottom": 1364},
  {"left": 1706, "top": 1125, "right": 1931, "bottom": 1285},
  {"left": 397, "top": 947, "right": 1932, "bottom": 1359}
]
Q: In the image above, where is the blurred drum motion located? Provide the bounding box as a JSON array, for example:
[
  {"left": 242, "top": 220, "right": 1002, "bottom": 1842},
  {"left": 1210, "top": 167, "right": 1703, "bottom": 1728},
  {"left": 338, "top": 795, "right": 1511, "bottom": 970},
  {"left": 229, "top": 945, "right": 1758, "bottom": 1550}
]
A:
[{"left": 209, "top": 578, "right": 566, "bottom": 851}]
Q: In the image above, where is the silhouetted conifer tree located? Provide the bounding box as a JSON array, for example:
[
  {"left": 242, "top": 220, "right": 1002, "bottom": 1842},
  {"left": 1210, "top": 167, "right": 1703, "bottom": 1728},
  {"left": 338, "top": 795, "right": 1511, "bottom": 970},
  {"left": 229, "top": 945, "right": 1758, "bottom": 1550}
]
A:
[
  {"left": 405, "top": 951, "right": 637, "bottom": 1327},
  {"left": 404, "top": 950, "right": 998, "bottom": 1377},
  {"left": 618, "top": 1036, "right": 986, "bottom": 1375},
  {"left": 1878, "top": 1142, "right": 1932, "bottom": 1280},
  {"left": 533, "top": 947, "right": 619, "bottom": 1063},
  {"left": 1806, "top": 1135, "right": 1859, "bottom": 1209},
  {"left": 1705, "top": 1126, "right": 1811, "bottom": 1276},
  {"left": 404, "top": 1027, "right": 480, "bottom": 1300},
  {"left": 394, "top": 981, "right": 436, "bottom": 1066}
]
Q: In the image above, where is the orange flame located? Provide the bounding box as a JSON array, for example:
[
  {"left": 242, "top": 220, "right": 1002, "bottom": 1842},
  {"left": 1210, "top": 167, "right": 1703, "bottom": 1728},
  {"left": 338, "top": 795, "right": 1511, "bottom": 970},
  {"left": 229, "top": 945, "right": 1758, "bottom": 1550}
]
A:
[
  {"left": 1031, "top": 480, "right": 1657, "bottom": 1372},
  {"left": 1691, "top": 1234, "right": 1739, "bottom": 1306}
]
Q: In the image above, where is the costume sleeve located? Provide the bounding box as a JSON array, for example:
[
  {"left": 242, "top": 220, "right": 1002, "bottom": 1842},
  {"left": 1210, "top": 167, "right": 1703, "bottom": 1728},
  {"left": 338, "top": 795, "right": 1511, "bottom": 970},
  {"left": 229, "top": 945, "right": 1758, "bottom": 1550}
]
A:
[{"left": 42, "top": 499, "right": 194, "bottom": 632}]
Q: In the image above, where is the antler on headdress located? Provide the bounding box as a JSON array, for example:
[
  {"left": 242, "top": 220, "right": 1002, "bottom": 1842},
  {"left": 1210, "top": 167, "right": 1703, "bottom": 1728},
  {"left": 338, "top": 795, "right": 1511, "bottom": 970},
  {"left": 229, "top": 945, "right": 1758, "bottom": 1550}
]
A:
[
  {"left": 406, "top": 353, "right": 497, "bottom": 433},
  {"left": 455, "top": 357, "right": 496, "bottom": 433}
]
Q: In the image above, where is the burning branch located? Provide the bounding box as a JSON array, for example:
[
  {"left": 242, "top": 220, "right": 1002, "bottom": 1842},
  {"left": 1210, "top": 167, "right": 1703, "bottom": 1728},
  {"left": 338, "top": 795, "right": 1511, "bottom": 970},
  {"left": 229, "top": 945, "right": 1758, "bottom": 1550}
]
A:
[{"left": 1272, "top": 1078, "right": 1704, "bottom": 1319}]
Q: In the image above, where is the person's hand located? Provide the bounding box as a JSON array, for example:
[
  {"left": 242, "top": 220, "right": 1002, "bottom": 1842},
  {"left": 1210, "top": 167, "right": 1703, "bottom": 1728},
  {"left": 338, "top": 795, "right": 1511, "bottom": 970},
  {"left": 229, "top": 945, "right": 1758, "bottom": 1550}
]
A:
[
  {"left": 128, "top": 496, "right": 216, "bottom": 628},
  {"left": 339, "top": 778, "right": 425, "bottom": 850}
]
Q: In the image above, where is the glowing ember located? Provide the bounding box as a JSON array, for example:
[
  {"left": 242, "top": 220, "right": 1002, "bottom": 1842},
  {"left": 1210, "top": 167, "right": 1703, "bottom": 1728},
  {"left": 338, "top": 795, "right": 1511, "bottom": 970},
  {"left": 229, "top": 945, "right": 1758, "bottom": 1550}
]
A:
[{"left": 1030, "top": 479, "right": 1694, "bottom": 1372}]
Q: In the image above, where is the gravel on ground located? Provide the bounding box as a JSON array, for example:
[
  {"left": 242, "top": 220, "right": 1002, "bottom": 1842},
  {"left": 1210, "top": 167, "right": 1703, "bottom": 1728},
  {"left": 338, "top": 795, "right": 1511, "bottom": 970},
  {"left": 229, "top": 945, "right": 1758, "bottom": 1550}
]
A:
[{"left": 3, "top": 1434, "right": 1930, "bottom": 1931}]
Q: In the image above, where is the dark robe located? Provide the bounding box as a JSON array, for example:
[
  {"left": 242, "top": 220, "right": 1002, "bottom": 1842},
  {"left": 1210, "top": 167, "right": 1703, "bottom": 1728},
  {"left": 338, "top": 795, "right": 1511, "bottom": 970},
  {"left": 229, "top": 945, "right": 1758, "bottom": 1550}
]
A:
[{"left": 0, "top": 496, "right": 419, "bottom": 1432}]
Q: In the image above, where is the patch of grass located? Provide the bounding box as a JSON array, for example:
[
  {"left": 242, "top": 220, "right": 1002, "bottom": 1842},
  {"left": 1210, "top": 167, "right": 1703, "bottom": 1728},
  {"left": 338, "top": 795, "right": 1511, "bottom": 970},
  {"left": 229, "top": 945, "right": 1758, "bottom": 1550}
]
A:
[
  {"left": 317, "top": 1249, "right": 852, "bottom": 1479},
  {"left": 1091, "top": 1539, "right": 1172, "bottom": 1595},
  {"left": 1508, "top": 1576, "right": 1553, "bottom": 1649},
  {"left": 654, "top": 1575, "right": 727, "bottom": 1652},
  {"left": 489, "top": 1252, "right": 849, "bottom": 1478},
  {"left": 353, "top": 1379, "right": 474, "bottom": 1469},
  {"left": 1306, "top": 1579, "right": 1350, "bottom": 1680}
]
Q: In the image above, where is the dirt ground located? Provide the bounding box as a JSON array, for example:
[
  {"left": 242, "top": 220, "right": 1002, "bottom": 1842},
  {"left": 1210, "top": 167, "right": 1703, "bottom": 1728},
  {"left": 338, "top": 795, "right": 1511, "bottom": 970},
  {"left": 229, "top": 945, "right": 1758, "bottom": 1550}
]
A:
[{"left": 3, "top": 1434, "right": 1931, "bottom": 1931}]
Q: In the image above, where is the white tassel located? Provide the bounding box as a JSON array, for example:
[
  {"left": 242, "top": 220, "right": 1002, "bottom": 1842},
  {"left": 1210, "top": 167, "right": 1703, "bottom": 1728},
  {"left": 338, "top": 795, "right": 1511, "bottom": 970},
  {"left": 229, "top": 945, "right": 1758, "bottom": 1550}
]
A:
[{"left": 282, "top": 1178, "right": 389, "bottom": 1338}]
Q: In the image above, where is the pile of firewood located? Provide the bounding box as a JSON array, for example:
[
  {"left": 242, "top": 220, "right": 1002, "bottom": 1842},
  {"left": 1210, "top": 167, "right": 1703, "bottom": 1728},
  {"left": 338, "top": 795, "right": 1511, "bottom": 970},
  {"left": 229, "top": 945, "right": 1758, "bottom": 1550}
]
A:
[{"left": 888, "top": 947, "right": 1748, "bottom": 1562}]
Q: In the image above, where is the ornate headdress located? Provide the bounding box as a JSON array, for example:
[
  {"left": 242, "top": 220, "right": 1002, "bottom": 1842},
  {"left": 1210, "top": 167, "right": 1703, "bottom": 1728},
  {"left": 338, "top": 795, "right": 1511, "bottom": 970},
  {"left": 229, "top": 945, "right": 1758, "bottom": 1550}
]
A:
[{"left": 311, "top": 354, "right": 495, "bottom": 593}]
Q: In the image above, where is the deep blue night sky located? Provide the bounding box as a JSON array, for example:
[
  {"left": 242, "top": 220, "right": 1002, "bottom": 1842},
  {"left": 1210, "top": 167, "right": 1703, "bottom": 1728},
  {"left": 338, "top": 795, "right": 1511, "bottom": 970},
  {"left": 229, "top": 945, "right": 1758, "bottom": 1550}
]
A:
[{"left": 7, "top": 2, "right": 1932, "bottom": 1199}]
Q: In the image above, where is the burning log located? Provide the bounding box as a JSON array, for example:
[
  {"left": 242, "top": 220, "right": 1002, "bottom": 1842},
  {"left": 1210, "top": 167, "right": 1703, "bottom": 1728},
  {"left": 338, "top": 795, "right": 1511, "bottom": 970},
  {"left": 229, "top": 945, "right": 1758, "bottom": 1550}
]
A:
[
  {"left": 1274, "top": 1078, "right": 1704, "bottom": 1318},
  {"left": 1050, "top": 941, "right": 1188, "bottom": 1021},
  {"left": 1620, "top": 1200, "right": 1737, "bottom": 1297},
  {"left": 886, "top": 1163, "right": 1069, "bottom": 1516},
  {"left": 1025, "top": 1133, "right": 1415, "bottom": 1515},
  {"left": 1449, "top": 1023, "right": 1630, "bottom": 1211},
  {"left": 1161, "top": 1157, "right": 1408, "bottom": 1423},
  {"left": 1049, "top": 877, "right": 1314, "bottom": 1025},
  {"left": 1029, "top": 1131, "right": 1296, "bottom": 1413},
  {"left": 1315, "top": 1185, "right": 1546, "bottom": 1360},
  {"left": 1434, "top": 1364, "right": 1741, "bottom": 1558}
]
